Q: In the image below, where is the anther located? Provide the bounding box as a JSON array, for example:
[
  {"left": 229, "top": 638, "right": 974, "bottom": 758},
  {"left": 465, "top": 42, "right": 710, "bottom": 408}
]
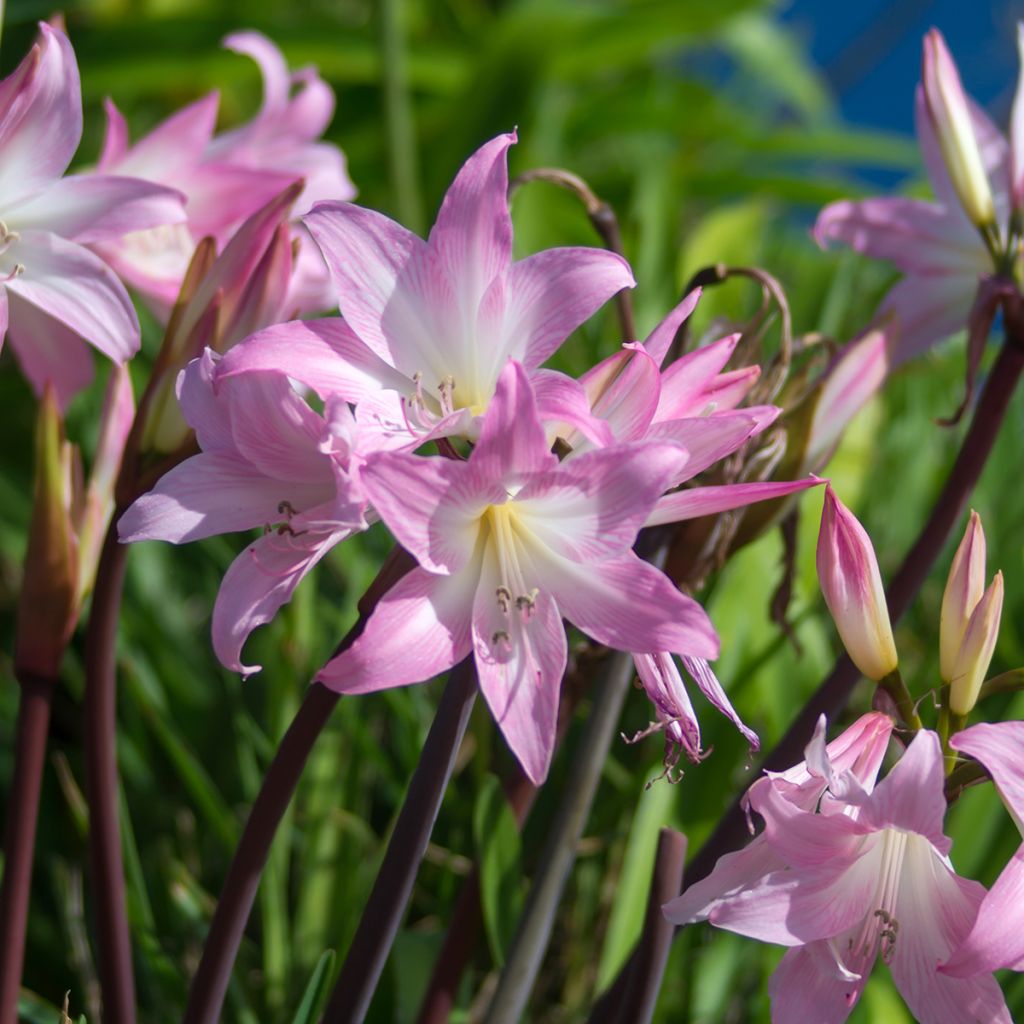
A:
[
  {"left": 496, "top": 586, "right": 511, "bottom": 613},
  {"left": 491, "top": 629, "right": 510, "bottom": 648},
  {"left": 278, "top": 500, "right": 297, "bottom": 518}
]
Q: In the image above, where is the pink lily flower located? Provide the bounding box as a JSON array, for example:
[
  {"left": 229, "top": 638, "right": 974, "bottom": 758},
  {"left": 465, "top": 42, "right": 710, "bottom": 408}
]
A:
[
  {"left": 0, "top": 23, "right": 187, "bottom": 407},
  {"left": 119, "top": 351, "right": 370, "bottom": 676},
  {"left": 669, "top": 725, "right": 1010, "bottom": 1024},
  {"left": 95, "top": 31, "right": 353, "bottom": 318},
  {"left": 942, "top": 722, "right": 1024, "bottom": 978},
  {"left": 316, "top": 361, "right": 719, "bottom": 784},
  {"left": 815, "top": 27, "right": 1023, "bottom": 366},
  {"left": 244, "top": 131, "right": 634, "bottom": 447}
]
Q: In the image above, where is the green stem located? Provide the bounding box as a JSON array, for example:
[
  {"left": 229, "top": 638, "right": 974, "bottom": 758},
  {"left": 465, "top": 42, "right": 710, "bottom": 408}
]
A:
[{"left": 877, "top": 668, "right": 922, "bottom": 732}]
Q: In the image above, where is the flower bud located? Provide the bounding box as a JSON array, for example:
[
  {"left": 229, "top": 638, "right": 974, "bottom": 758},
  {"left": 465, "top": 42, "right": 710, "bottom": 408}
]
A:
[
  {"left": 15, "top": 386, "right": 79, "bottom": 679},
  {"left": 949, "top": 571, "right": 1004, "bottom": 716},
  {"left": 922, "top": 29, "right": 996, "bottom": 228},
  {"left": 816, "top": 484, "right": 898, "bottom": 681},
  {"left": 940, "top": 511, "right": 986, "bottom": 683}
]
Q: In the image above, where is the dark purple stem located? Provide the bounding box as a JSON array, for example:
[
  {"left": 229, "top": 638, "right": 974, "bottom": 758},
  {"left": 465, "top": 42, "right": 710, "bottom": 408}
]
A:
[
  {"left": 321, "top": 658, "right": 478, "bottom": 1022},
  {"left": 0, "top": 671, "right": 57, "bottom": 1024},
  {"left": 83, "top": 524, "right": 136, "bottom": 1024},
  {"left": 589, "top": 337, "right": 1024, "bottom": 1021}
]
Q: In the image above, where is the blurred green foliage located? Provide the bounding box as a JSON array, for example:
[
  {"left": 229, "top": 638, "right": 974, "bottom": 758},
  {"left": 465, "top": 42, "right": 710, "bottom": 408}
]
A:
[{"left": 0, "top": 0, "right": 1022, "bottom": 1021}]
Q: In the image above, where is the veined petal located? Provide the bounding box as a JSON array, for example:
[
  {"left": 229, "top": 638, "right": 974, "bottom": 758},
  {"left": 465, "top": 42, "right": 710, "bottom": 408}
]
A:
[
  {"left": 177, "top": 351, "right": 233, "bottom": 451},
  {"left": 879, "top": 272, "right": 980, "bottom": 365},
  {"left": 537, "top": 550, "right": 718, "bottom": 659},
  {"left": 502, "top": 246, "right": 635, "bottom": 368},
  {"left": 682, "top": 656, "right": 759, "bottom": 751},
  {"left": 513, "top": 442, "right": 688, "bottom": 562},
  {"left": 531, "top": 368, "right": 616, "bottom": 450},
  {"left": 216, "top": 318, "right": 410, "bottom": 404},
  {"left": 316, "top": 565, "right": 477, "bottom": 694},
  {"left": 645, "top": 478, "right": 822, "bottom": 528},
  {"left": 768, "top": 946, "right": 865, "bottom": 1024},
  {"left": 8, "top": 174, "right": 186, "bottom": 244},
  {"left": 98, "top": 98, "right": 129, "bottom": 167},
  {"left": 5, "top": 230, "right": 139, "bottom": 366},
  {"left": 653, "top": 333, "right": 740, "bottom": 420},
  {"left": 472, "top": 543, "right": 566, "bottom": 784},
  {"left": 213, "top": 520, "right": 344, "bottom": 677},
  {"left": 117, "top": 451, "right": 331, "bottom": 543},
  {"left": 951, "top": 721, "right": 1024, "bottom": 834},
  {"left": 646, "top": 411, "right": 762, "bottom": 484},
  {"left": 642, "top": 289, "right": 702, "bottom": 366},
  {"left": 577, "top": 344, "right": 661, "bottom": 443},
  {"left": 473, "top": 361, "right": 557, "bottom": 482},
  {"left": 3, "top": 291, "right": 95, "bottom": 408},
  {"left": 361, "top": 452, "right": 498, "bottom": 574},
  {"left": 891, "top": 836, "right": 1011, "bottom": 1024},
  {"left": 223, "top": 31, "right": 291, "bottom": 112},
  {"left": 304, "top": 200, "right": 451, "bottom": 374},
  {"left": 428, "top": 133, "right": 516, "bottom": 326},
  {"left": 0, "top": 25, "right": 81, "bottom": 204}
]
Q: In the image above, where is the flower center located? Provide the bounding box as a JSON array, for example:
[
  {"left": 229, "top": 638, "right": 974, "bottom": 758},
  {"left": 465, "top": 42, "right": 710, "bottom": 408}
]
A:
[
  {"left": 483, "top": 503, "right": 539, "bottom": 652},
  {"left": 847, "top": 828, "right": 908, "bottom": 968},
  {"left": 0, "top": 221, "right": 24, "bottom": 279}
]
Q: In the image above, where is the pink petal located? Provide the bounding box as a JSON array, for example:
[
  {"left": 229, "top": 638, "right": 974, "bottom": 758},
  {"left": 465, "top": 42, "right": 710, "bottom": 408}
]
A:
[
  {"left": 880, "top": 272, "right": 980, "bottom": 365},
  {"left": 681, "top": 656, "right": 759, "bottom": 751},
  {"left": 216, "top": 318, "right": 410, "bottom": 405},
  {"left": 646, "top": 478, "right": 822, "bottom": 528},
  {"left": 98, "top": 98, "right": 129, "bottom": 168},
  {"left": 891, "top": 837, "right": 1011, "bottom": 1024},
  {"left": 361, "top": 452, "right": 499, "bottom": 574},
  {"left": 3, "top": 290, "right": 94, "bottom": 408},
  {"left": 472, "top": 548, "right": 566, "bottom": 784},
  {"left": 860, "top": 731, "right": 949, "bottom": 850},
  {"left": 222, "top": 31, "right": 291, "bottom": 113},
  {"left": 642, "top": 289, "right": 702, "bottom": 366},
  {"left": 914, "top": 84, "right": 967, "bottom": 214},
  {"left": 942, "top": 846, "right": 1024, "bottom": 977},
  {"left": 653, "top": 333, "right": 740, "bottom": 419},
  {"left": 117, "top": 452, "right": 330, "bottom": 543},
  {"left": 5, "top": 229, "right": 139, "bottom": 366},
  {"left": 8, "top": 174, "right": 186, "bottom": 244},
  {"left": 212, "top": 519, "right": 347, "bottom": 676},
  {"left": 184, "top": 162, "right": 299, "bottom": 242},
  {"left": 531, "top": 368, "right": 616, "bottom": 449},
  {"left": 768, "top": 946, "right": 864, "bottom": 1024},
  {"left": 814, "top": 196, "right": 983, "bottom": 275},
  {"left": 514, "top": 442, "right": 688, "bottom": 562},
  {"left": 502, "top": 246, "right": 635, "bottom": 368},
  {"left": 577, "top": 344, "right": 661, "bottom": 443},
  {"left": 633, "top": 652, "right": 702, "bottom": 760},
  {"left": 177, "top": 350, "right": 233, "bottom": 451},
  {"left": 540, "top": 551, "right": 718, "bottom": 659},
  {"left": 646, "top": 411, "right": 763, "bottom": 483},
  {"left": 304, "top": 200, "right": 449, "bottom": 370},
  {"left": 427, "top": 133, "right": 516, "bottom": 323},
  {"left": 0, "top": 25, "right": 81, "bottom": 203},
  {"left": 950, "top": 721, "right": 1024, "bottom": 831},
  {"left": 472, "top": 361, "right": 557, "bottom": 482},
  {"left": 316, "top": 566, "right": 476, "bottom": 694}
]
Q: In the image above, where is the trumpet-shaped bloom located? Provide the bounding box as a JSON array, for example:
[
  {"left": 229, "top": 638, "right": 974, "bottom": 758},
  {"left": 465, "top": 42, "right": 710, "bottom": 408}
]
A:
[
  {"left": 942, "top": 722, "right": 1024, "bottom": 977},
  {"left": 119, "top": 351, "right": 370, "bottom": 676},
  {"left": 95, "top": 31, "right": 353, "bottom": 317},
  {"left": 815, "top": 27, "right": 1023, "bottom": 364},
  {"left": 317, "top": 361, "right": 718, "bottom": 784},
  {"left": 287, "top": 132, "right": 634, "bottom": 445},
  {"left": 0, "top": 24, "right": 187, "bottom": 406},
  {"left": 817, "top": 484, "right": 898, "bottom": 682},
  {"left": 670, "top": 725, "right": 1010, "bottom": 1024}
]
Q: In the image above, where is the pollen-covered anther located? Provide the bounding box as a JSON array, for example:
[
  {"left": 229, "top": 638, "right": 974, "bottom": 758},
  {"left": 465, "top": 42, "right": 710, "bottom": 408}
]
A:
[
  {"left": 1, "top": 263, "right": 24, "bottom": 281},
  {"left": 278, "top": 500, "right": 297, "bottom": 519},
  {"left": 491, "top": 629, "right": 511, "bottom": 650},
  {"left": 0, "top": 221, "right": 19, "bottom": 247},
  {"left": 437, "top": 375, "right": 456, "bottom": 417},
  {"left": 515, "top": 588, "right": 539, "bottom": 619},
  {"left": 874, "top": 909, "right": 899, "bottom": 962},
  {"left": 495, "top": 585, "right": 512, "bottom": 614}
]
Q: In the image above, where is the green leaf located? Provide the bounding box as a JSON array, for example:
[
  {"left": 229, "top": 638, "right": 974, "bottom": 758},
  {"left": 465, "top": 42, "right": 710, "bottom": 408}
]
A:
[
  {"left": 473, "top": 773, "right": 524, "bottom": 966},
  {"left": 289, "top": 949, "right": 336, "bottom": 1024}
]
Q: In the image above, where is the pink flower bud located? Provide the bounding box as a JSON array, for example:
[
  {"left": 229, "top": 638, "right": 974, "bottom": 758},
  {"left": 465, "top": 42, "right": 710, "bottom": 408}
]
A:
[
  {"left": 949, "top": 571, "right": 1004, "bottom": 716},
  {"left": 940, "top": 511, "right": 986, "bottom": 683},
  {"left": 816, "top": 484, "right": 898, "bottom": 681},
  {"left": 15, "top": 387, "right": 80, "bottom": 679},
  {"left": 922, "top": 29, "right": 996, "bottom": 227}
]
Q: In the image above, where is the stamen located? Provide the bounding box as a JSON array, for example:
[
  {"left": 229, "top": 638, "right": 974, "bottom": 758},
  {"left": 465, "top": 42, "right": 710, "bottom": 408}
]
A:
[
  {"left": 1, "top": 263, "right": 24, "bottom": 282},
  {"left": 437, "top": 375, "right": 456, "bottom": 417},
  {"left": 495, "top": 586, "right": 511, "bottom": 614}
]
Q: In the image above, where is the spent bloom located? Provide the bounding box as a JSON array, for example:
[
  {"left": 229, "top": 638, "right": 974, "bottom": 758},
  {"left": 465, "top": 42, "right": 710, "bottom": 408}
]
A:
[
  {"left": 317, "top": 361, "right": 720, "bottom": 784},
  {"left": 668, "top": 720, "right": 1011, "bottom": 1024},
  {"left": 817, "top": 484, "right": 898, "bottom": 682},
  {"left": 816, "top": 26, "right": 1024, "bottom": 367},
  {"left": 0, "top": 23, "right": 186, "bottom": 406}
]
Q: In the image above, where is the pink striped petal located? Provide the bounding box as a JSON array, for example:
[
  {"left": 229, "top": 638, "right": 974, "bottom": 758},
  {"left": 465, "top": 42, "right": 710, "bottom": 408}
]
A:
[
  {"left": 768, "top": 946, "right": 865, "bottom": 1024},
  {"left": 681, "top": 656, "right": 759, "bottom": 751},
  {"left": 98, "top": 98, "right": 129, "bottom": 167},
  {"left": 316, "top": 566, "right": 476, "bottom": 694},
  {"left": 880, "top": 272, "right": 979, "bottom": 366},
  {"left": 578, "top": 344, "right": 661, "bottom": 442},
  {"left": 643, "top": 289, "right": 702, "bottom": 365},
  {"left": 951, "top": 721, "right": 1024, "bottom": 831},
  {"left": 647, "top": 411, "right": 762, "bottom": 482},
  {"left": 531, "top": 368, "right": 616, "bottom": 449},
  {"left": 646, "top": 478, "right": 822, "bottom": 527}
]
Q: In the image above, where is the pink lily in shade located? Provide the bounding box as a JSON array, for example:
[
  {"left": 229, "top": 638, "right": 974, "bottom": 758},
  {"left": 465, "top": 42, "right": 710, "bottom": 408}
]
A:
[
  {"left": 316, "top": 361, "right": 719, "bottom": 784},
  {"left": 668, "top": 723, "right": 1010, "bottom": 1024},
  {"left": 0, "top": 24, "right": 186, "bottom": 407},
  {"left": 815, "top": 27, "right": 1023, "bottom": 368},
  {"left": 95, "top": 31, "right": 353, "bottom": 318},
  {"left": 942, "top": 722, "right": 1024, "bottom": 979},
  {"left": 276, "top": 132, "right": 635, "bottom": 446},
  {"left": 119, "top": 351, "right": 371, "bottom": 676}
]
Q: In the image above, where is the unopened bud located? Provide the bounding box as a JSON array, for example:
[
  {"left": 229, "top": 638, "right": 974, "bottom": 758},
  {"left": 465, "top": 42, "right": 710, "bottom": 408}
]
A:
[
  {"left": 949, "top": 571, "right": 1004, "bottom": 716},
  {"left": 922, "top": 29, "right": 996, "bottom": 228},
  {"left": 15, "top": 386, "right": 79, "bottom": 679},
  {"left": 816, "top": 484, "right": 898, "bottom": 682},
  {"left": 940, "top": 511, "right": 986, "bottom": 683}
]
